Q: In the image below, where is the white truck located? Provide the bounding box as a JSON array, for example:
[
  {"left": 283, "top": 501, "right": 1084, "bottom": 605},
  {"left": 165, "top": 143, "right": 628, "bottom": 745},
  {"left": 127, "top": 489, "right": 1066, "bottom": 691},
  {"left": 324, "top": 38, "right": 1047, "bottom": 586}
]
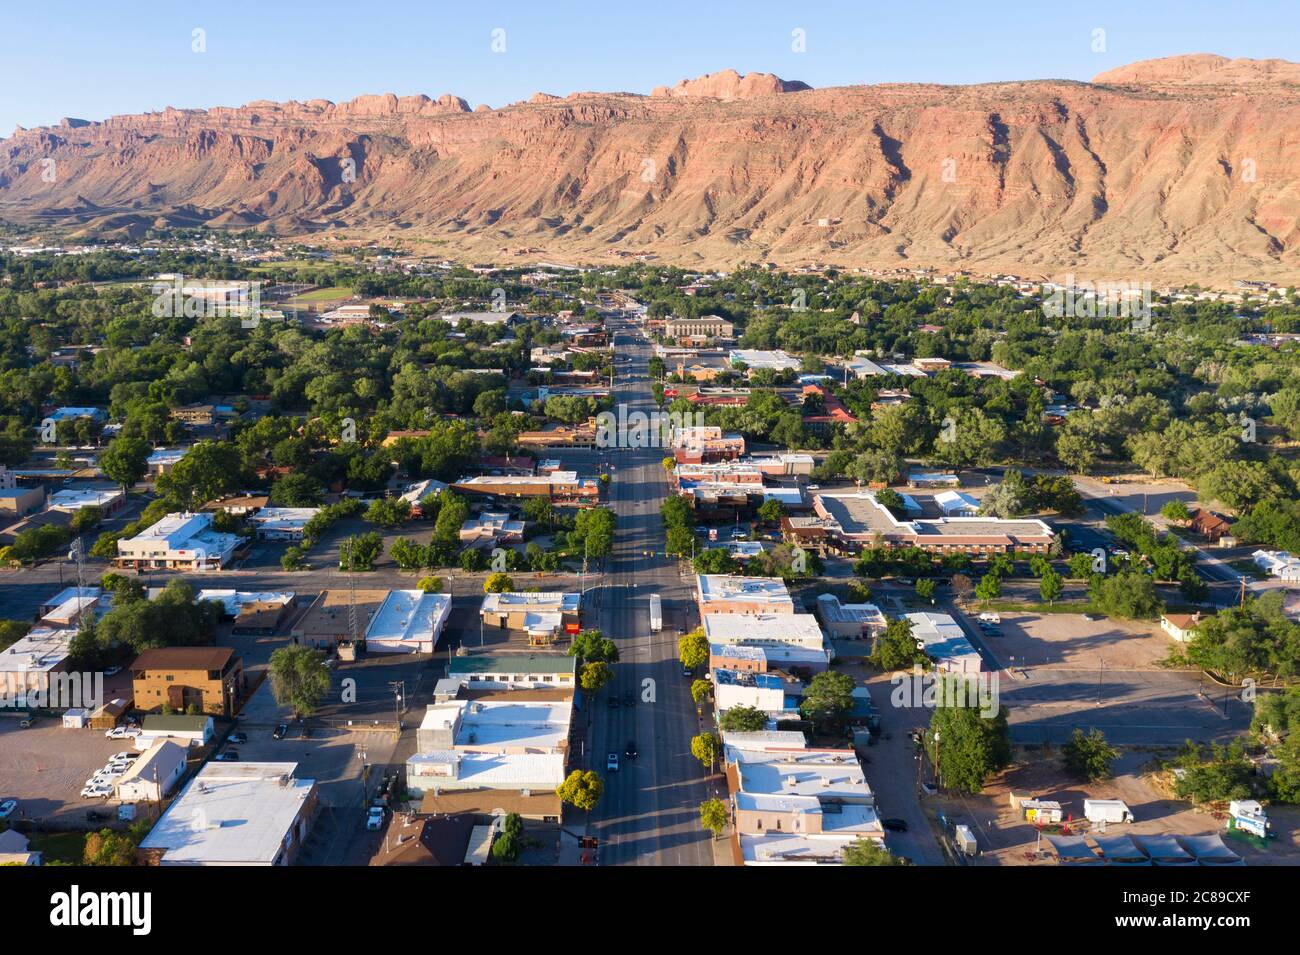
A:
[
  {"left": 1084, "top": 799, "right": 1134, "bottom": 824},
  {"left": 649, "top": 593, "right": 662, "bottom": 633}
]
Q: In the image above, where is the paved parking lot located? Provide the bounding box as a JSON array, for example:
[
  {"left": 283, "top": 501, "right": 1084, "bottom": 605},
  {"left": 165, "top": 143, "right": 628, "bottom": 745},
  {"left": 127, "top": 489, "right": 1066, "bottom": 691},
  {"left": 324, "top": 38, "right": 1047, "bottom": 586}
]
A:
[{"left": 0, "top": 719, "right": 146, "bottom": 827}]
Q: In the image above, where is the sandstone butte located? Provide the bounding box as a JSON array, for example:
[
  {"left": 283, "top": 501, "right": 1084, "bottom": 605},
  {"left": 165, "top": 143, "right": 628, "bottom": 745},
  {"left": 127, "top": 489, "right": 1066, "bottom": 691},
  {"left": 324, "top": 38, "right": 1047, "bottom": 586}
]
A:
[{"left": 2, "top": 55, "right": 1299, "bottom": 284}]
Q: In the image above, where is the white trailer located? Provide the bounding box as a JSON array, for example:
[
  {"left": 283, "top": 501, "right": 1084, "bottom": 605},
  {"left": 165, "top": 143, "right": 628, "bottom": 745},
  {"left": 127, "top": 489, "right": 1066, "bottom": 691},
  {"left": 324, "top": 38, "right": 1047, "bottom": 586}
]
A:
[
  {"left": 1084, "top": 799, "right": 1134, "bottom": 824},
  {"left": 649, "top": 593, "right": 663, "bottom": 633}
]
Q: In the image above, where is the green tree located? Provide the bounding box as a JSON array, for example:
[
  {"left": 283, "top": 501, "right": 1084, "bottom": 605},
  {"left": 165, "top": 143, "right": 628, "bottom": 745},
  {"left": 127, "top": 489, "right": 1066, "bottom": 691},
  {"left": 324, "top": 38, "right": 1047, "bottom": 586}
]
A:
[
  {"left": 719, "top": 704, "right": 769, "bottom": 732},
  {"left": 871, "top": 617, "right": 928, "bottom": 671},
  {"left": 1088, "top": 571, "right": 1161, "bottom": 620},
  {"left": 699, "top": 798, "right": 728, "bottom": 840},
  {"left": 1161, "top": 499, "right": 1191, "bottom": 523},
  {"left": 270, "top": 473, "right": 325, "bottom": 507},
  {"left": 915, "top": 578, "right": 936, "bottom": 604},
  {"left": 268, "top": 644, "right": 331, "bottom": 718},
  {"left": 339, "top": 531, "right": 383, "bottom": 571},
  {"left": 927, "top": 702, "right": 1012, "bottom": 794},
  {"left": 1039, "top": 570, "right": 1064, "bottom": 605},
  {"left": 82, "top": 829, "right": 138, "bottom": 866},
  {"left": 974, "top": 572, "right": 1002, "bottom": 606},
  {"left": 1062, "top": 727, "right": 1119, "bottom": 781},
  {"left": 678, "top": 628, "right": 709, "bottom": 671},
  {"left": 364, "top": 496, "right": 411, "bottom": 527},
  {"left": 483, "top": 572, "right": 514, "bottom": 593},
  {"left": 691, "top": 731, "right": 721, "bottom": 772},
  {"left": 556, "top": 769, "right": 604, "bottom": 812},
  {"left": 569, "top": 629, "right": 619, "bottom": 665},
  {"left": 800, "top": 671, "right": 857, "bottom": 733},
  {"left": 757, "top": 498, "right": 786, "bottom": 525},
  {"left": 156, "top": 440, "right": 244, "bottom": 508},
  {"left": 579, "top": 661, "right": 614, "bottom": 694},
  {"left": 97, "top": 435, "right": 150, "bottom": 490},
  {"left": 843, "top": 838, "right": 910, "bottom": 866}
]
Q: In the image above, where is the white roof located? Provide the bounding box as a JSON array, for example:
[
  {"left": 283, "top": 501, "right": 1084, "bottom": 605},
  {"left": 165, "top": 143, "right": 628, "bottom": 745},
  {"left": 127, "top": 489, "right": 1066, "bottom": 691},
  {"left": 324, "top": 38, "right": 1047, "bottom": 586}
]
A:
[
  {"left": 935, "top": 490, "right": 979, "bottom": 510},
  {"left": 366, "top": 590, "right": 451, "bottom": 647},
  {"left": 116, "top": 739, "right": 187, "bottom": 788},
  {"left": 481, "top": 591, "right": 580, "bottom": 614},
  {"left": 146, "top": 448, "right": 188, "bottom": 465},
  {"left": 246, "top": 507, "right": 319, "bottom": 530},
  {"left": 47, "top": 486, "right": 123, "bottom": 511},
  {"left": 697, "top": 575, "right": 794, "bottom": 609},
  {"left": 407, "top": 750, "right": 566, "bottom": 788},
  {"left": 740, "top": 831, "right": 868, "bottom": 865},
  {"left": 0, "top": 627, "right": 74, "bottom": 673},
  {"left": 703, "top": 612, "right": 826, "bottom": 646},
  {"left": 196, "top": 590, "right": 294, "bottom": 615},
  {"left": 139, "top": 762, "right": 314, "bottom": 865}
]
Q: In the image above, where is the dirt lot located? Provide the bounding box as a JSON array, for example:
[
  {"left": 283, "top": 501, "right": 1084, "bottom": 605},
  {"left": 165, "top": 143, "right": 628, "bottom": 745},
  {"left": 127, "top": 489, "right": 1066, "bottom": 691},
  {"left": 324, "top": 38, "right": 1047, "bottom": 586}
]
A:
[
  {"left": 982, "top": 611, "right": 1171, "bottom": 671},
  {"left": 0, "top": 719, "right": 144, "bottom": 827},
  {"left": 933, "top": 749, "right": 1300, "bottom": 866}
]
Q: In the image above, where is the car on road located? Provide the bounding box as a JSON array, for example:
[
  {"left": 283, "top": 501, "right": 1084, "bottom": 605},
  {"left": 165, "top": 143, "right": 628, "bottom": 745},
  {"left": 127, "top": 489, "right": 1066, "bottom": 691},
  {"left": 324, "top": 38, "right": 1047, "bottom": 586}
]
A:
[
  {"left": 214, "top": 751, "right": 240, "bottom": 761},
  {"left": 625, "top": 740, "right": 638, "bottom": 759},
  {"left": 882, "top": 818, "right": 909, "bottom": 833},
  {"left": 228, "top": 732, "right": 248, "bottom": 745},
  {"left": 272, "top": 723, "right": 289, "bottom": 740},
  {"left": 606, "top": 753, "right": 620, "bottom": 772},
  {"left": 682, "top": 664, "right": 693, "bottom": 678},
  {"left": 366, "top": 806, "right": 385, "bottom": 831},
  {"left": 0, "top": 799, "right": 17, "bottom": 819}
]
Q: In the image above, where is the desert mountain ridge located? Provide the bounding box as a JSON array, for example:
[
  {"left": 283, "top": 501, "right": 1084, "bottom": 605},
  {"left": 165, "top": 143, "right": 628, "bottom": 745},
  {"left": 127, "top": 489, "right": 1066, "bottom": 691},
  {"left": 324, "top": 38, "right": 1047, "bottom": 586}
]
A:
[{"left": 3, "top": 56, "right": 1299, "bottom": 283}]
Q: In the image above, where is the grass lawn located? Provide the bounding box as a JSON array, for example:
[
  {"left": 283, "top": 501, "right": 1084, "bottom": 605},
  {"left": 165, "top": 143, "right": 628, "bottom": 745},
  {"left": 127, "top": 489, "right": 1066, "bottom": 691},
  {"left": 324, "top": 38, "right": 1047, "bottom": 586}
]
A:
[
  {"left": 286, "top": 286, "right": 355, "bottom": 306},
  {"left": 31, "top": 830, "right": 86, "bottom": 865}
]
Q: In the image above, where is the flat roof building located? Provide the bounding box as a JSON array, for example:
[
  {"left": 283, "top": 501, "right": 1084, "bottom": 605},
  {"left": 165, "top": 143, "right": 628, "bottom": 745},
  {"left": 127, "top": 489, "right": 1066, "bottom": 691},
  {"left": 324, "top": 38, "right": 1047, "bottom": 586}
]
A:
[
  {"left": 813, "top": 492, "right": 1053, "bottom": 555},
  {"left": 702, "top": 612, "right": 830, "bottom": 656},
  {"left": 115, "top": 511, "right": 240, "bottom": 570},
  {"left": 696, "top": 575, "right": 795, "bottom": 616},
  {"left": 365, "top": 590, "right": 451, "bottom": 654},
  {"left": 139, "top": 762, "right": 317, "bottom": 866},
  {"left": 447, "top": 652, "right": 577, "bottom": 689},
  {"left": 904, "top": 611, "right": 983, "bottom": 673},
  {"left": 245, "top": 507, "right": 319, "bottom": 541}
]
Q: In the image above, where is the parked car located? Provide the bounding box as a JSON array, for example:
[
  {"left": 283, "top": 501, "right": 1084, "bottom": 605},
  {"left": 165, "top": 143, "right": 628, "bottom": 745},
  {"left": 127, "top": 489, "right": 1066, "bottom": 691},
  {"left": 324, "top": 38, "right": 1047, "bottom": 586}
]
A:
[
  {"left": 366, "top": 806, "right": 385, "bottom": 831},
  {"left": 104, "top": 726, "right": 138, "bottom": 740},
  {"left": 214, "top": 751, "right": 240, "bottom": 762},
  {"left": 606, "top": 753, "right": 620, "bottom": 772},
  {"left": 881, "top": 818, "right": 909, "bottom": 833},
  {"left": 109, "top": 751, "right": 137, "bottom": 762},
  {"left": 18, "top": 716, "right": 35, "bottom": 728},
  {"left": 272, "top": 723, "right": 289, "bottom": 740},
  {"left": 625, "top": 740, "right": 638, "bottom": 760},
  {"left": 103, "top": 665, "right": 122, "bottom": 677},
  {"left": 228, "top": 732, "right": 248, "bottom": 745},
  {"left": 682, "top": 664, "right": 693, "bottom": 678},
  {"left": 0, "top": 799, "right": 17, "bottom": 819},
  {"left": 80, "top": 784, "right": 111, "bottom": 799}
]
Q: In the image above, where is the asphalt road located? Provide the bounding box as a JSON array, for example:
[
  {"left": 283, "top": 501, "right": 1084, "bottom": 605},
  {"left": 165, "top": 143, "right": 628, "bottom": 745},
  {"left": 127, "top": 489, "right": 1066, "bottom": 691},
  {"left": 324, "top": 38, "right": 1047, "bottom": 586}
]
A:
[{"left": 584, "top": 314, "right": 715, "bottom": 866}]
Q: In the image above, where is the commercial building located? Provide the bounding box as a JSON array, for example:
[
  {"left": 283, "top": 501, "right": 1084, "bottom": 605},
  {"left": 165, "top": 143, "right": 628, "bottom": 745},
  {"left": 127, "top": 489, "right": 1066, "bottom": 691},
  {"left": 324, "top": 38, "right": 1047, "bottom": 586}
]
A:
[
  {"left": 452, "top": 471, "right": 599, "bottom": 503},
  {"left": 437, "top": 310, "right": 522, "bottom": 327},
  {"left": 365, "top": 590, "right": 452, "bottom": 654},
  {"left": 130, "top": 647, "right": 244, "bottom": 717},
  {"left": 672, "top": 426, "right": 746, "bottom": 464},
  {"left": 135, "top": 714, "right": 216, "bottom": 748},
  {"left": 934, "top": 490, "right": 980, "bottom": 517},
  {"left": 479, "top": 592, "right": 581, "bottom": 646},
  {"left": 0, "top": 627, "right": 74, "bottom": 706},
  {"left": 0, "top": 486, "right": 45, "bottom": 517},
  {"left": 140, "top": 762, "right": 317, "bottom": 866},
  {"left": 47, "top": 485, "right": 125, "bottom": 515},
  {"left": 115, "top": 511, "right": 241, "bottom": 570},
  {"left": 245, "top": 507, "right": 319, "bottom": 541},
  {"left": 812, "top": 492, "right": 1054, "bottom": 556},
  {"left": 196, "top": 590, "right": 295, "bottom": 635},
  {"left": 729, "top": 349, "right": 801, "bottom": 374},
  {"left": 814, "top": 593, "right": 888, "bottom": 642},
  {"left": 708, "top": 642, "right": 833, "bottom": 675},
  {"left": 904, "top": 612, "right": 983, "bottom": 673},
  {"left": 702, "top": 612, "right": 830, "bottom": 657},
  {"left": 713, "top": 669, "right": 791, "bottom": 714},
  {"left": 414, "top": 699, "right": 571, "bottom": 755},
  {"left": 291, "top": 589, "right": 390, "bottom": 646},
  {"left": 115, "top": 739, "right": 188, "bottom": 803},
  {"left": 665, "top": 315, "right": 734, "bottom": 339},
  {"left": 447, "top": 652, "right": 577, "bottom": 689},
  {"left": 696, "top": 575, "right": 795, "bottom": 616}
]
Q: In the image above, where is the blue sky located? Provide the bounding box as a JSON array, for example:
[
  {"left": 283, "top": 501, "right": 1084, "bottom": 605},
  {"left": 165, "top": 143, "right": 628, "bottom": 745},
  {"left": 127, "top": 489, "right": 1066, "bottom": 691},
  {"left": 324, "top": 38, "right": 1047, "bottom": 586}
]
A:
[{"left": 1, "top": 0, "right": 1296, "bottom": 134}]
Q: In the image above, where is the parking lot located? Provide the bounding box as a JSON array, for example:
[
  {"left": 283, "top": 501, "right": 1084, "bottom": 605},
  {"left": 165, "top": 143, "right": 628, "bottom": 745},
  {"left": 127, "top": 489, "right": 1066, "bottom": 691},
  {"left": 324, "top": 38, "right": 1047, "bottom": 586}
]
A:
[
  {"left": 975, "top": 612, "right": 1252, "bottom": 745},
  {"left": 0, "top": 719, "right": 154, "bottom": 827}
]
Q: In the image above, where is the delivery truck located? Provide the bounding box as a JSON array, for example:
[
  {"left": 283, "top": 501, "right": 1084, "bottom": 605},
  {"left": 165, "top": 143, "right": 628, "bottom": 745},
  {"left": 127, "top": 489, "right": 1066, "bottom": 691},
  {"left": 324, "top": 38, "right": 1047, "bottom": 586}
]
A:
[
  {"left": 649, "top": 593, "right": 662, "bottom": 633},
  {"left": 1084, "top": 799, "right": 1134, "bottom": 824}
]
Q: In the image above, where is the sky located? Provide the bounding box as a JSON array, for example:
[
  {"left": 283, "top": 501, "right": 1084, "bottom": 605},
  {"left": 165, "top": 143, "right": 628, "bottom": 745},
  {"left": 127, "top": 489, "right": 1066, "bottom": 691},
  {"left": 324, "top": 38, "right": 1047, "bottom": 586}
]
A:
[{"left": 1, "top": 0, "right": 1298, "bottom": 134}]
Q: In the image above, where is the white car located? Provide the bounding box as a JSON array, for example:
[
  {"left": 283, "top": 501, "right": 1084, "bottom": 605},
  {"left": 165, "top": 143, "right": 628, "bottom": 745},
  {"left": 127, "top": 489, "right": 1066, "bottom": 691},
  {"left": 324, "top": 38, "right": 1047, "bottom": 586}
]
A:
[
  {"left": 109, "top": 751, "right": 137, "bottom": 762},
  {"left": 80, "top": 784, "right": 112, "bottom": 799},
  {"left": 0, "top": 799, "right": 17, "bottom": 819},
  {"left": 366, "top": 807, "right": 385, "bottom": 831}
]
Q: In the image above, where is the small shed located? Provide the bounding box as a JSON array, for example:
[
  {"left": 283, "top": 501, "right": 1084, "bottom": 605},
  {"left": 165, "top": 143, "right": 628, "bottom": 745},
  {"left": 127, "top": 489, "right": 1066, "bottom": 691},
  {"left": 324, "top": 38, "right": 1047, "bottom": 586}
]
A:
[{"left": 62, "top": 707, "right": 89, "bottom": 729}]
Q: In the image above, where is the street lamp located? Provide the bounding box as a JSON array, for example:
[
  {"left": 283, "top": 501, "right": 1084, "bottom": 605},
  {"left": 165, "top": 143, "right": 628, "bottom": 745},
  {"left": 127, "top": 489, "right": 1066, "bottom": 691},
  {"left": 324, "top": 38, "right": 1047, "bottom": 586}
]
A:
[{"left": 933, "top": 730, "right": 941, "bottom": 790}]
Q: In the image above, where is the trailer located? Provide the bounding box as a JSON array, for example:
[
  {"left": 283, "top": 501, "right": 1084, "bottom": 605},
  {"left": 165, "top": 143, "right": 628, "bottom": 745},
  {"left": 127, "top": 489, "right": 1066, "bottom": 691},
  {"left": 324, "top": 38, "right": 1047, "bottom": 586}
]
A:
[
  {"left": 1227, "top": 799, "right": 1271, "bottom": 839},
  {"left": 649, "top": 593, "right": 662, "bottom": 633},
  {"left": 953, "top": 824, "right": 978, "bottom": 857},
  {"left": 1084, "top": 799, "right": 1134, "bottom": 824}
]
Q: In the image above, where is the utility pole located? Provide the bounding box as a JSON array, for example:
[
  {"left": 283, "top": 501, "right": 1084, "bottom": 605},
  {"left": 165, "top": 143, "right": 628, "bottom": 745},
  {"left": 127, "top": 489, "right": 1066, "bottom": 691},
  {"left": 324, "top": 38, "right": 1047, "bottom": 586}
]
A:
[
  {"left": 388, "top": 680, "right": 405, "bottom": 738},
  {"left": 933, "top": 730, "right": 941, "bottom": 790},
  {"left": 1097, "top": 656, "right": 1104, "bottom": 706}
]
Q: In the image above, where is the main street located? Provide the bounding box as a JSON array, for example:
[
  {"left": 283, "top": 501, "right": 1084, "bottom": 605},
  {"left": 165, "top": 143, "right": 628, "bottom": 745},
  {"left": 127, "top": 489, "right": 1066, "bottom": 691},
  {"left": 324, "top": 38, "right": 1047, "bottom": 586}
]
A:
[{"left": 584, "top": 312, "right": 715, "bottom": 866}]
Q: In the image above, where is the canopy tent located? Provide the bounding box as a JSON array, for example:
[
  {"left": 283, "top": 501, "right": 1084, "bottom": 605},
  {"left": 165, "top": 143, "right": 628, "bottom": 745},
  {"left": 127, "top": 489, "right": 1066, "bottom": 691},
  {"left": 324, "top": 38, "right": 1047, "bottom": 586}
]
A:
[
  {"left": 1133, "top": 835, "right": 1196, "bottom": 866},
  {"left": 1092, "top": 834, "right": 1151, "bottom": 866},
  {"left": 1176, "top": 834, "right": 1245, "bottom": 866},
  {"left": 1046, "top": 835, "right": 1102, "bottom": 865}
]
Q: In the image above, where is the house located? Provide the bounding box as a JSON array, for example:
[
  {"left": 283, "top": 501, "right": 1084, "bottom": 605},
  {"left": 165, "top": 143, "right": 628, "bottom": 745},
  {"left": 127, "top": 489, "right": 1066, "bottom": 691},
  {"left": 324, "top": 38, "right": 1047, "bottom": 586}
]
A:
[
  {"left": 135, "top": 714, "right": 216, "bottom": 748},
  {"left": 115, "top": 512, "right": 241, "bottom": 570},
  {"left": 459, "top": 511, "right": 526, "bottom": 545},
  {"left": 399, "top": 479, "right": 446, "bottom": 516},
  {"left": 0, "top": 486, "right": 45, "bottom": 517},
  {"left": 1161, "top": 612, "right": 1209, "bottom": 643},
  {"left": 1190, "top": 509, "right": 1233, "bottom": 541},
  {"left": 479, "top": 593, "right": 581, "bottom": 646},
  {"left": 0, "top": 829, "right": 40, "bottom": 865},
  {"left": 365, "top": 590, "right": 452, "bottom": 654},
  {"left": 145, "top": 448, "right": 188, "bottom": 476},
  {"left": 131, "top": 647, "right": 244, "bottom": 717},
  {"left": 1253, "top": 550, "right": 1300, "bottom": 582},
  {"left": 139, "top": 762, "right": 317, "bottom": 865},
  {"left": 115, "top": 739, "right": 188, "bottom": 803}
]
